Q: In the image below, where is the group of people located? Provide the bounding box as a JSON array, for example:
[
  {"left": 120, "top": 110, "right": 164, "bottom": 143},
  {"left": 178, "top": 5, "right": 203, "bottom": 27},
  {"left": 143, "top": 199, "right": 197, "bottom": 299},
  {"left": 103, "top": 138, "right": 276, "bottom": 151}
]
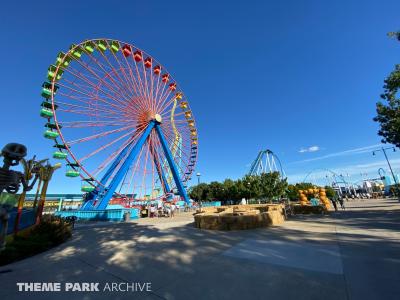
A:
[
  {"left": 330, "top": 194, "right": 345, "bottom": 211},
  {"left": 148, "top": 202, "right": 177, "bottom": 218}
]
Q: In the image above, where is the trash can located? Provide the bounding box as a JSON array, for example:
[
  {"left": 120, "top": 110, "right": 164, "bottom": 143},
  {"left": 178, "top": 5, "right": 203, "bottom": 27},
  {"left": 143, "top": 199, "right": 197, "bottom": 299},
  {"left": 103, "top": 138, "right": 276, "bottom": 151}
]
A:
[{"left": 123, "top": 211, "right": 131, "bottom": 222}]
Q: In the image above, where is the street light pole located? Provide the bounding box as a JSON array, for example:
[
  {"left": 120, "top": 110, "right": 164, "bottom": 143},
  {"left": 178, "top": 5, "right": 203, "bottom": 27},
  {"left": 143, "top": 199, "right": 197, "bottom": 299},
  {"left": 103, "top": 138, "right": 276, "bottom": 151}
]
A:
[
  {"left": 196, "top": 172, "right": 201, "bottom": 209},
  {"left": 372, "top": 147, "right": 399, "bottom": 200}
]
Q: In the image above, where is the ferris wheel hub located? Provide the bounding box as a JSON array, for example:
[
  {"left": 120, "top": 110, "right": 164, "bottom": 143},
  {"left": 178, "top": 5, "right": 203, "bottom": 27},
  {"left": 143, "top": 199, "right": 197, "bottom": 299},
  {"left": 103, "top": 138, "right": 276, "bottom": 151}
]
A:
[{"left": 154, "top": 114, "right": 162, "bottom": 123}]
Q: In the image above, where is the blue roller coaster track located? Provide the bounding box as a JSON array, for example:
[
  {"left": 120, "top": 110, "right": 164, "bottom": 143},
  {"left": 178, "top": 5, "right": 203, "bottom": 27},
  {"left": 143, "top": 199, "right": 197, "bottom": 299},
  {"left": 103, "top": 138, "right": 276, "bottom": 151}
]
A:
[{"left": 248, "top": 149, "right": 286, "bottom": 178}]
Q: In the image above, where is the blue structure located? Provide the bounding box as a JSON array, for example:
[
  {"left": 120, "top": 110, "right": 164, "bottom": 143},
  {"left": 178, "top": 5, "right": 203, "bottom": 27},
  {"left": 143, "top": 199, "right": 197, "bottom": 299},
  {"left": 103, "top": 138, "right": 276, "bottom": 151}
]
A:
[
  {"left": 55, "top": 208, "right": 140, "bottom": 221},
  {"left": 249, "top": 149, "right": 286, "bottom": 178},
  {"left": 0, "top": 208, "right": 36, "bottom": 235},
  {"left": 81, "top": 116, "right": 190, "bottom": 211}
]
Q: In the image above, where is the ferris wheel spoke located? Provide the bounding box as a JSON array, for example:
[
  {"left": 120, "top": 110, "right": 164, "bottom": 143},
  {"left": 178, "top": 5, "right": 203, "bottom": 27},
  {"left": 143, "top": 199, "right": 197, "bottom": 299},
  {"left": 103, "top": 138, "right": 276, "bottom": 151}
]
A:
[
  {"left": 152, "top": 66, "right": 167, "bottom": 101},
  {"left": 71, "top": 54, "right": 134, "bottom": 104},
  {"left": 127, "top": 141, "right": 147, "bottom": 198},
  {"left": 64, "top": 62, "right": 130, "bottom": 110},
  {"left": 149, "top": 134, "right": 158, "bottom": 193},
  {"left": 161, "top": 123, "right": 192, "bottom": 143},
  {"left": 149, "top": 66, "right": 156, "bottom": 115},
  {"left": 57, "top": 90, "right": 146, "bottom": 124},
  {"left": 154, "top": 82, "right": 168, "bottom": 113},
  {"left": 130, "top": 56, "right": 150, "bottom": 106},
  {"left": 153, "top": 71, "right": 162, "bottom": 109},
  {"left": 91, "top": 138, "right": 133, "bottom": 179},
  {"left": 88, "top": 123, "right": 149, "bottom": 178},
  {"left": 160, "top": 103, "right": 185, "bottom": 119},
  {"left": 84, "top": 50, "right": 135, "bottom": 102},
  {"left": 162, "top": 137, "right": 191, "bottom": 167},
  {"left": 56, "top": 99, "right": 124, "bottom": 117},
  {"left": 83, "top": 50, "right": 132, "bottom": 93},
  {"left": 66, "top": 124, "right": 136, "bottom": 146},
  {"left": 57, "top": 109, "right": 126, "bottom": 122},
  {"left": 140, "top": 60, "right": 154, "bottom": 113},
  {"left": 78, "top": 128, "right": 137, "bottom": 163},
  {"left": 59, "top": 69, "right": 128, "bottom": 112},
  {"left": 57, "top": 80, "right": 124, "bottom": 112},
  {"left": 107, "top": 50, "right": 142, "bottom": 99},
  {"left": 115, "top": 48, "right": 146, "bottom": 99},
  {"left": 156, "top": 93, "right": 174, "bottom": 116},
  {"left": 161, "top": 130, "right": 192, "bottom": 163},
  {"left": 150, "top": 134, "right": 169, "bottom": 192},
  {"left": 121, "top": 53, "right": 148, "bottom": 106},
  {"left": 131, "top": 55, "right": 148, "bottom": 99},
  {"left": 63, "top": 65, "right": 124, "bottom": 105},
  {"left": 141, "top": 140, "right": 152, "bottom": 198},
  {"left": 154, "top": 135, "right": 188, "bottom": 183},
  {"left": 58, "top": 120, "right": 127, "bottom": 128}
]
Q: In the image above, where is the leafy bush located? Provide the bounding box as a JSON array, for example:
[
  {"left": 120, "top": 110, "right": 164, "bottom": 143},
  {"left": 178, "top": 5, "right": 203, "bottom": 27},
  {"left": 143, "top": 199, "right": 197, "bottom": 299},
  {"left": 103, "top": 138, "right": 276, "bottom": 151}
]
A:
[{"left": 0, "top": 215, "right": 72, "bottom": 266}]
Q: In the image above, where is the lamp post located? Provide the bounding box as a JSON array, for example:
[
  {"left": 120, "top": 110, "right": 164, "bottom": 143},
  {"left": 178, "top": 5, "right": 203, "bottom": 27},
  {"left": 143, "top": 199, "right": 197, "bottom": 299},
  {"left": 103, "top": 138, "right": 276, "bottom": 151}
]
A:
[
  {"left": 372, "top": 146, "right": 399, "bottom": 200},
  {"left": 196, "top": 172, "right": 201, "bottom": 185},
  {"left": 196, "top": 172, "right": 201, "bottom": 209}
]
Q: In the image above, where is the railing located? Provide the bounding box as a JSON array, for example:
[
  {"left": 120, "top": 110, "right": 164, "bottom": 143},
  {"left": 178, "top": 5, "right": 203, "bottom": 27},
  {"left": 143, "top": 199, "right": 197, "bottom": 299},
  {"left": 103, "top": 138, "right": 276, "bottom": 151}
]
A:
[
  {"left": 55, "top": 208, "right": 140, "bottom": 221},
  {"left": 201, "top": 201, "right": 221, "bottom": 207}
]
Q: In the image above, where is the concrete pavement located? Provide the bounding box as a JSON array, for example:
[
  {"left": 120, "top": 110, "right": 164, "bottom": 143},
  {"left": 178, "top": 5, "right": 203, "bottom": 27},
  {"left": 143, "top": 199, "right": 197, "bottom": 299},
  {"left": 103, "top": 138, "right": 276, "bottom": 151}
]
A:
[{"left": 0, "top": 198, "right": 399, "bottom": 300}]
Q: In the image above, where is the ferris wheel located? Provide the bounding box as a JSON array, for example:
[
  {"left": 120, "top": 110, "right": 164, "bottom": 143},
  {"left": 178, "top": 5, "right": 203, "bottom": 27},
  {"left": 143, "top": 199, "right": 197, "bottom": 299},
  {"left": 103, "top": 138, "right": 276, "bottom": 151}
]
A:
[{"left": 40, "top": 38, "right": 198, "bottom": 210}]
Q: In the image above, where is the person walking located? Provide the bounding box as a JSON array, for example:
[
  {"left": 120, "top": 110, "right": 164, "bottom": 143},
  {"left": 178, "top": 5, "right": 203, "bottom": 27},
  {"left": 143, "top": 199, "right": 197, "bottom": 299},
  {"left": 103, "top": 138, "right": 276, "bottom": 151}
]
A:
[
  {"left": 338, "top": 196, "right": 345, "bottom": 210},
  {"left": 149, "top": 204, "right": 156, "bottom": 218},
  {"left": 170, "top": 202, "right": 176, "bottom": 217},
  {"left": 330, "top": 196, "right": 338, "bottom": 212}
]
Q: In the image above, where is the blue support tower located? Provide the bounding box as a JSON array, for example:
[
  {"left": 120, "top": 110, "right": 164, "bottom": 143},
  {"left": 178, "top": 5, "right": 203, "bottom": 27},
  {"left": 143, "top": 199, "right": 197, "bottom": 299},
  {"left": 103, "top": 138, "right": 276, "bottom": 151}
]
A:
[
  {"left": 155, "top": 122, "right": 191, "bottom": 205},
  {"left": 80, "top": 116, "right": 191, "bottom": 211}
]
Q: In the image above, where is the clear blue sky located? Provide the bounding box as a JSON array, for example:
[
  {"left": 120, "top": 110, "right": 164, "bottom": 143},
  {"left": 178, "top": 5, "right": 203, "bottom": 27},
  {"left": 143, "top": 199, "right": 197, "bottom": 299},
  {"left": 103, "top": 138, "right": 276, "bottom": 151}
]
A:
[{"left": 0, "top": 0, "right": 399, "bottom": 193}]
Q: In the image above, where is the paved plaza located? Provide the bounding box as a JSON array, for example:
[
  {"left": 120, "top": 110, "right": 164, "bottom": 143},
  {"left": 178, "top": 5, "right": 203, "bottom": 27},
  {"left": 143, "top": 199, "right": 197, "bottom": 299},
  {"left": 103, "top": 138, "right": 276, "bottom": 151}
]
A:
[{"left": 1, "top": 198, "right": 399, "bottom": 300}]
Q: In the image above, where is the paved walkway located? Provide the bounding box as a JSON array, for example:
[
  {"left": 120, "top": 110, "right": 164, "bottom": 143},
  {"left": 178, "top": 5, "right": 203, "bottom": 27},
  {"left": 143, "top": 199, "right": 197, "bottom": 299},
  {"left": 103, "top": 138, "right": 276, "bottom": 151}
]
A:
[{"left": 1, "top": 199, "right": 399, "bottom": 300}]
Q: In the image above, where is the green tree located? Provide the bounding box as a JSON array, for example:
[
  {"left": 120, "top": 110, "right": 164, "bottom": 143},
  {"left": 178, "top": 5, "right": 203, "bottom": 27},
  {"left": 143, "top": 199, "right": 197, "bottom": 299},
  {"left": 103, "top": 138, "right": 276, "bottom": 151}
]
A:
[
  {"left": 221, "top": 179, "right": 236, "bottom": 201},
  {"left": 374, "top": 31, "right": 400, "bottom": 148},
  {"left": 242, "top": 175, "right": 262, "bottom": 200},
  {"left": 324, "top": 186, "right": 336, "bottom": 198},
  {"left": 207, "top": 181, "right": 224, "bottom": 201},
  {"left": 188, "top": 183, "right": 209, "bottom": 201},
  {"left": 259, "top": 172, "right": 288, "bottom": 201},
  {"left": 286, "top": 184, "right": 299, "bottom": 201},
  {"left": 294, "top": 182, "right": 314, "bottom": 191}
]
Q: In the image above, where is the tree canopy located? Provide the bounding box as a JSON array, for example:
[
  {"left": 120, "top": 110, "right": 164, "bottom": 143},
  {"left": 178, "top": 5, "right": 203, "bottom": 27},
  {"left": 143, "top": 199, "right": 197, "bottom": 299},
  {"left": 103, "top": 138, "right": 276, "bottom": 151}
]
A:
[
  {"left": 374, "top": 31, "right": 400, "bottom": 148},
  {"left": 188, "top": 172, "right": 288, "bottom": 203}
]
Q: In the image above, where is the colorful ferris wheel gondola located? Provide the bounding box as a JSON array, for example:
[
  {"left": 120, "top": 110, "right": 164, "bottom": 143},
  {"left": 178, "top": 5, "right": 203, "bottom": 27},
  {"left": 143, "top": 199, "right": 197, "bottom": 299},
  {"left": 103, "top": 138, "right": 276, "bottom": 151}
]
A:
[{"left": 40, "top": 38, "right": 198, "bottom": 209}]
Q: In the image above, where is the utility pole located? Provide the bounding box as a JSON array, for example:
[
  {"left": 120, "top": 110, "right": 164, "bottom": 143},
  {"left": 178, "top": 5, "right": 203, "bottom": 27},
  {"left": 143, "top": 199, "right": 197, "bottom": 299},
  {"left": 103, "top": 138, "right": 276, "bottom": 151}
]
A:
[{"left": 373, "top": 147, "right": 400, "bottom": 200}]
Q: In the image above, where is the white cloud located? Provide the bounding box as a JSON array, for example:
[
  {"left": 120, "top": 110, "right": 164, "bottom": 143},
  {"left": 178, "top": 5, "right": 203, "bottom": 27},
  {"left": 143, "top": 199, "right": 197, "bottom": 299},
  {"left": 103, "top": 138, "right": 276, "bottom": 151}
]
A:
[
  {"left": 299, "top": 145, "right": 320, "bottom": 153},
  {"left": 292, "top": 143, "right": 383, "bottom": 164},
  {"left": 287, "top": 158, "right": 400, "bottom": 184}
]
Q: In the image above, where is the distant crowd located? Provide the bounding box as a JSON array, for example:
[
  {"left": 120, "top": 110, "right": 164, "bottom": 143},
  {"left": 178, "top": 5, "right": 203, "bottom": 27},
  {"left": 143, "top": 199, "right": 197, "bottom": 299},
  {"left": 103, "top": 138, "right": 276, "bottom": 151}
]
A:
[{"left": 146, "top": 201, "right": 197, "bottom": 218}]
